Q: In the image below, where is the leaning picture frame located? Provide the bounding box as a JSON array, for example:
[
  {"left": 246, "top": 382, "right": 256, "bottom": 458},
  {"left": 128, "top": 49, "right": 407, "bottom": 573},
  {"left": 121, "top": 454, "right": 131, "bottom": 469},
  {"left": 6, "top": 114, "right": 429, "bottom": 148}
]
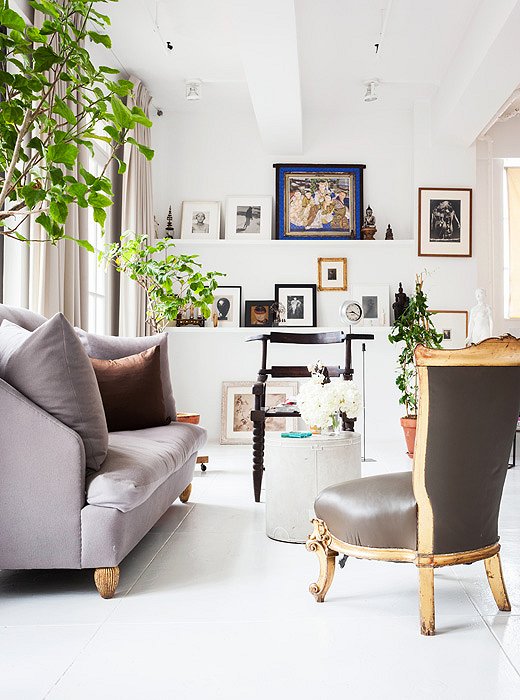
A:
[
  {"left": 351, "top": 284, "right": 390, "bottom": 326},
  {"left": 275, "top": 284, "right": 317, "bottom": 328},
  {"left": 430, "top": 310, "right": 469, "bottom": 349},
  {"left": 181, "top": 200, "right": 221, "bottom": 240},
  {"left": 418, "top": 187, "right": 472, "bottom": 257},
  {"left": 212, "top": 286, "right": 242, "bottom": 327},
  {"left": 244, "top": 300, "right": 275, "bottom": 327},
  {"left": 274, "top": 163, "right": 365, "bottom": 240},
  {"left": 225, "top": 196, "right": 272, "bottom": 240},
  {"left": 221, "top": 380, "right": 298, "bottom": 445},
  {"left": 317, "top": 257, "right": 347, "bottom": 292}
]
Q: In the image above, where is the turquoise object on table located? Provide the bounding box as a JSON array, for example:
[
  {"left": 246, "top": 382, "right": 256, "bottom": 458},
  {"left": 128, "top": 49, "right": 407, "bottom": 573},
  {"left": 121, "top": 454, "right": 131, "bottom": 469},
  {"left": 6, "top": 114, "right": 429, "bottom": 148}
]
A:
[{"left": 281, "top": 431, "right": 312, "bottom": 439}]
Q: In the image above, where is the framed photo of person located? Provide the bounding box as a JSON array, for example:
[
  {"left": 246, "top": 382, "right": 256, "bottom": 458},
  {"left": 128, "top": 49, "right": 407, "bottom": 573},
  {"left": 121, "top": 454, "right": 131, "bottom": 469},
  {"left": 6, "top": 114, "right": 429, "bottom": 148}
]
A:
[
  {"left": 221, "top": 380, "right": 298, "bottom": 445},
  {"left": 244, "top": 300, "right": 275, "bottom": 327},
  {"left": 275, "top": 284, "right": 317, "bottom": 327},
  {"left": 181, "top": 201, "right": 221, "bottom": 240},
  {"left": 430, "top": 310, "right": 469, "bottom": 349},
  {"left": 274, "top": 163, "right": 365, "bottom": 240},
  {"left": 418, "top": 187, "right": 472, "bottom": 257},
  {"left": 352, "top": 284, "right": 390, "bottom": 326},
  {"left": 225, "top": 196, "right": 272, "bottom": 240},
  {"left": 317, "top": 257, "right": 347, "bottom": 291},
  {"left": 212, "top": 286, "right": 242, "bottom": 327}
]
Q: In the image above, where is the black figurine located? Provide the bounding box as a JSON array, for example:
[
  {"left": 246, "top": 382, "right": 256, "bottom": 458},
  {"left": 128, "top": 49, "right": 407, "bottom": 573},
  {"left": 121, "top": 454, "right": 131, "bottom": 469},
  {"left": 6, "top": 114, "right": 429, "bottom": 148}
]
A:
[
  {"left": 392, "top": 282, "right": 409, "bottom": 321},
  {"left": 385, "top": 224, "right": 394, "bottom": 240},
  {"left": 165, "top": 205, "right": 175, "bottom": 238}
]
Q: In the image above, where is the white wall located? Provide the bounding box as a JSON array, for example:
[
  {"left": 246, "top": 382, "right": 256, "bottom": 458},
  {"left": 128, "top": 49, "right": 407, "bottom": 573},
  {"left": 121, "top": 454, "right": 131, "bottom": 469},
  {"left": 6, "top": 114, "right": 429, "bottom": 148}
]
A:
[{"left": 151, "top": 102, "right": 479, "bottom": 444}]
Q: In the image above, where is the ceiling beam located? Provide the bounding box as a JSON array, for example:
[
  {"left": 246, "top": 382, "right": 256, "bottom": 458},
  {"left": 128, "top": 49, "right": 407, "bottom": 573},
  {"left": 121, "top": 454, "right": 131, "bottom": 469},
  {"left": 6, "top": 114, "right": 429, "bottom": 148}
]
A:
[
  {"left": 230, "top": 0, "right": 302, "bottom": 154},
  {"left": 432, "top": 0, "right": 520, "bottom": 146}
]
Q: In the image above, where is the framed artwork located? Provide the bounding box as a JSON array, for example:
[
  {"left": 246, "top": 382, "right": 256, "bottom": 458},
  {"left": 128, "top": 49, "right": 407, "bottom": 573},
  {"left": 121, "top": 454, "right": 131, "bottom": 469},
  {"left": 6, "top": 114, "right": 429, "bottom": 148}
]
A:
[
  {"left": 317, "top": 257, "right": 347, "bottom": 292},
  {"left": 212, "top": 286, "right": 242, "bottom": 327},
  {"left": 274, "top": 163, "right": 365, "bottom": 240},
  {"left": 244, "top": 300, "right": 274, "bottom": 327},
  {"left": 225, "top": 196, "right": 272, "bottom": 240},
  {"left": 418, "top": 187, "right": 472, "bottom": 257},
  {"left": 181, "top": 201, "right": 221, "bottom": 240},
  {"left": 275, "top": 284, "right": 317, "bottom": 327},
  {"left": 221, "top": 381, "right": 298, "bottom": 445},
  {"left": 430, "top": 310, "right": 469, "bottom": 349},
  {"left": 352, "top": 284, "right": 390, "bottom": 326}
]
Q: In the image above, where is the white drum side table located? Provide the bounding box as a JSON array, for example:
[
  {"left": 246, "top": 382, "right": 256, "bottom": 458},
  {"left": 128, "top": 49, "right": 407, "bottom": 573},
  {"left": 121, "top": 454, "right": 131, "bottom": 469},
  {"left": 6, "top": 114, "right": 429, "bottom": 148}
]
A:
[{"left": 265, "top": 432, "right": 361, "bottom": 543}]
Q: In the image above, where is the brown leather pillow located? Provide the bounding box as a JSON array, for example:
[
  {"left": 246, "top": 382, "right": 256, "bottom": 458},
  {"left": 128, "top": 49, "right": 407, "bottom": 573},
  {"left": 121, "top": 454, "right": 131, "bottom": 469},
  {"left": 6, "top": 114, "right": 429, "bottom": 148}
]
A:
[{"left": 91, "top": 345, "right": 171, "bottom": 432}]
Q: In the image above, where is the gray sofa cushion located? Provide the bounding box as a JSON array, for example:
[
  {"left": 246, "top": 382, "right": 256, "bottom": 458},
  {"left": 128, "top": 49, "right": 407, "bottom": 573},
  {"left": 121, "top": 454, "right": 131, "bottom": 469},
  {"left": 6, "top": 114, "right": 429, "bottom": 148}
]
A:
[
  {"left": 0, "top": 314, "right": 108, "bottom": 471},
  {"left": 75, "top": 329, "right": 176, "bottom": 420},
  {"left": 0, "top": 303, "right": 46, "bottom": 331},
  {"left": 86, "top": 422, "right": 207, "bottom": 512}
]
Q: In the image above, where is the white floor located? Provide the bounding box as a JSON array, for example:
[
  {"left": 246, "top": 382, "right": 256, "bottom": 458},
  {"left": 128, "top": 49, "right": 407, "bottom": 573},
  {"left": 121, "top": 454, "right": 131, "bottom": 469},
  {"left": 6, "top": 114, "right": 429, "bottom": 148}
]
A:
[{"left": 1, "top": 441, "right": 520, "bottom": 699}]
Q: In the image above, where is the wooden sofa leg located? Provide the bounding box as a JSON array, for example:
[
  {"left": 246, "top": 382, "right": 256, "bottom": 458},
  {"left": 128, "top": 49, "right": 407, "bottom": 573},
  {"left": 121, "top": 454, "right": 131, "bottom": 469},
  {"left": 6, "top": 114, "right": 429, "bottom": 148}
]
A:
[
  {"left": 179, "top": 483, "right": 192, "bottom": 503},
  {"left": 418, "top": 567, "right": 435, "bottom": 636},
  {"left": 484, "top": 553, "right": 511, "bottom": 612},
  {"left": 94, "top": 566, "right": 120, "bottom": 599},
  {"left": 306, "top": 519, "right": 337, "bottom": 603}
]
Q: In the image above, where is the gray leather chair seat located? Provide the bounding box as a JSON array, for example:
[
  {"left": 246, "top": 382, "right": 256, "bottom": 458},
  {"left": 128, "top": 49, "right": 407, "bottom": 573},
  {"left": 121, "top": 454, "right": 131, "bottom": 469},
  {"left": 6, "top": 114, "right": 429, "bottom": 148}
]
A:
[
  {"left": 87, "top": 422, "right": 206, "bottom": 513},
  {"left": 314, "top": 472, "right": 417, "bottom": 550}
]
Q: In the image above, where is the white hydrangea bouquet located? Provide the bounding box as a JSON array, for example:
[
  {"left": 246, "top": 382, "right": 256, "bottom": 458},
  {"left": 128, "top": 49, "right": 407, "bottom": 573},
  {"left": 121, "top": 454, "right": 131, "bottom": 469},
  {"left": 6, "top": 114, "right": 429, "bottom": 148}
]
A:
[{"left": 296, "top": 361, "right": 362, "bottom": 432}]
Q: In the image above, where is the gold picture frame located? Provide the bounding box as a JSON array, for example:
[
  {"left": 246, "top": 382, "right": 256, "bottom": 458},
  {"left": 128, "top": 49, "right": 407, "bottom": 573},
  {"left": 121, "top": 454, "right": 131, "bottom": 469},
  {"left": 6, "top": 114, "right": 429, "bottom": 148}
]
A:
[{"left": 317, "top": 257, "right": 347, "bottom": 292}]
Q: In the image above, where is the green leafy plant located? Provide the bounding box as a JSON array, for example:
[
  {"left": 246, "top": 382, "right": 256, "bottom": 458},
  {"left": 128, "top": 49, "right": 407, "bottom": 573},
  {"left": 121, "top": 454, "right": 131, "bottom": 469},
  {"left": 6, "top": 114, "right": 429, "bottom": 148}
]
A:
[
  {"left": 388, "top": 275, "right": 443, "bottom": 417},
  {"left": 101, "top": 234, "right": 224, "bottom": 333},
  {"left": 0, "top": 0, "right": 152, "bottom": 247}
]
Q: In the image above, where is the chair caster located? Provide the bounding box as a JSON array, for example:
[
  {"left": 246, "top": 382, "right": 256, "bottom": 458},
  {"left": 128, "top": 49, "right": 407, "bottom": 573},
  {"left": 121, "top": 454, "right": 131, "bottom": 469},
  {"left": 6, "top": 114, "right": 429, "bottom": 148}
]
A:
[{"left": 339, "top": 555, "right": 349, "bottom": 569}]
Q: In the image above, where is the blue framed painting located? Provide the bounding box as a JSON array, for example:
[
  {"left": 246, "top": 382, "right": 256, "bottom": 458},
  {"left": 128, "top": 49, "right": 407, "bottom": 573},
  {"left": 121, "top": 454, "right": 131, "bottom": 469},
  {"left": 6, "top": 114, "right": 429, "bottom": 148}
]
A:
[{"left": 274, "top": 163, "right": 365, "bottom": 240}]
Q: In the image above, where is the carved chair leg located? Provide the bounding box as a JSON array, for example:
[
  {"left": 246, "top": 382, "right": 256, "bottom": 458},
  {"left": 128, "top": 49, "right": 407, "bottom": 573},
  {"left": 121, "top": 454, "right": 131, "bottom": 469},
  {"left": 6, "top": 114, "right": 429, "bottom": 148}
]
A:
[
  {"left": 418, "top": 566, "right": 435, "bottom": 636},
  {"left": 179, "top": 482, "right": 192, "bottom": 504},
  {"left": 484, "top": 553, "right": 511, "bottom": 612},
  {"left": 94, "top": 566, "right": 120, "bottom": 599},
  {"left": 306, "top": 519, "right": 338, "bottom": 603},
  {"left": 252, "top": 421, "right": 265, "bottom": 502}
]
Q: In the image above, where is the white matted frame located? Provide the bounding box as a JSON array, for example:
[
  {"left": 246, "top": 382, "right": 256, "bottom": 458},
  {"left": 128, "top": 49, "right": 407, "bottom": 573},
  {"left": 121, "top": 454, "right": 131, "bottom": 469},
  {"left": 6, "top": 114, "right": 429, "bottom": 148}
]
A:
[
  {"left": 221, "top": 381, "right": 298, "bottom": 445},
  {"left": 225, "top": 196, "right": 272, "bottom": 240},
  {"left": 430, "top": 310, "right": 469, "bottom": 349},
  {"left": 317, "top": 257, "right": 347, "bottom": 291},
  {"left": 275, "top": 284, "right": 317, "bottom": 327},
  {"left": 352, "top": 284, "right": 390, "bottom": 326},
  {"left": 212, "top": 286, "right": 242, "bottom": 327},
  {"left": 418, "top": 187, "right": 472, "bottom": 257},
  {"left": 181, "top": 200, "right": 221, "bottom": 240}
]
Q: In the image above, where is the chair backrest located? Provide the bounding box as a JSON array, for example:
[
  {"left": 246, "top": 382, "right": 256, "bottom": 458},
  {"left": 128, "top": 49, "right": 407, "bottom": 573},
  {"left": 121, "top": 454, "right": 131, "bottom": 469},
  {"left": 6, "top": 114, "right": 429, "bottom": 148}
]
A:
[{"left": 414, "top": 337, "right": 520, "bottom": 556}]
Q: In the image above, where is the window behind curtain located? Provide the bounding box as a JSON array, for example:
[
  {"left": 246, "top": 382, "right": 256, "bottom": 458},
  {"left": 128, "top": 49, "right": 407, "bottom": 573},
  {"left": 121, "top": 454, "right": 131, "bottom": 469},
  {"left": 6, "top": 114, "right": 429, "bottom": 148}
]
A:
[
  {"left": 505, "top": 167, "right": 520, "bottom": 319},
  {"left": 87, "top": 140, "right": 111, "bottom": 334}
]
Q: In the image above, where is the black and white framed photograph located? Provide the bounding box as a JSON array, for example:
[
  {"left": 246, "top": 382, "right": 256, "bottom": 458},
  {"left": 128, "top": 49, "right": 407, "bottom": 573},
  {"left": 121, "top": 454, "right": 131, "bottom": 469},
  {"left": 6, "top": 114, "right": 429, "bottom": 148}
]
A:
[
  {"left": 317, "top": 257, "right": 347, "bottom": 291},
  {"left": 274, "top": 284, "right": 317, "bottom": 327},
  {"left": 352, "top": 284, "right": 390, "bottom": 326},
  {"left": 244, "top": 300, "right": 275, "bottom": 327},
  {"left": 181, "top": 200, "right": 221, "bottom": 240},
  {"left": 212, "top": 286, "right": 242, "bottom": 327},
  {"left": 225, "top": 196, "right": 272, "bottom": 240},
  {"left": 220, "top": 381, "right": 298, "bottom": 444},
  {"left": 418, "top": 188, "right": 472, "bottom": 257},
  {"left": 430, "top": 310, "right": 469, "bottom": 349}
]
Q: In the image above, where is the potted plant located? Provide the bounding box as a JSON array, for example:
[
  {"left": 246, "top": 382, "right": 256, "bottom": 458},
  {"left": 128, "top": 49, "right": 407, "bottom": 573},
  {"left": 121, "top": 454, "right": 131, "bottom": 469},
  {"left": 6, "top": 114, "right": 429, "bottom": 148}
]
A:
[
  {"left": 388, "top": 275, "right": 443, "bottom": 457},
  {"left": 101, "top": 234, "right": 224, "bottom": 333}
]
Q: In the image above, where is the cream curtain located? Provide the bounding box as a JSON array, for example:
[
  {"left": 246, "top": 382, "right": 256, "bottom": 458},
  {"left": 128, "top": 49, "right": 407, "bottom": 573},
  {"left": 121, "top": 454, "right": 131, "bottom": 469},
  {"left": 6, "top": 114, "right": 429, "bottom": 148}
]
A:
[
  {"left": 506, "top": 167, "right": 520, "bottom": 319},
  {"left": 118, "top": 77, "right": 154, "bottom": 337},
  {"left": 25, "top": 10, "right": 89, "bottom": 327}
]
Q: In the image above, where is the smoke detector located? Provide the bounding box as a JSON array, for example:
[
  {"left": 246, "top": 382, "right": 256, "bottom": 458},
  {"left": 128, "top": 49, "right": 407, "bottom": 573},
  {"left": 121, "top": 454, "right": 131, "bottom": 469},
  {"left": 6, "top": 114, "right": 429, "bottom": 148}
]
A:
[{"left": 185, "top": 79, "right": 202, "bottom": 101}]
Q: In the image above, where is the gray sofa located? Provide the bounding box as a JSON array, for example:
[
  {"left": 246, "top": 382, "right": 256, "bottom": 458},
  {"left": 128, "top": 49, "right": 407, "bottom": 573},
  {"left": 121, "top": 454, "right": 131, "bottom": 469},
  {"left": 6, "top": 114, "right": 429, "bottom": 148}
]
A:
[{"left": 0, "top": 304, "right": 206, "bottom": 598}]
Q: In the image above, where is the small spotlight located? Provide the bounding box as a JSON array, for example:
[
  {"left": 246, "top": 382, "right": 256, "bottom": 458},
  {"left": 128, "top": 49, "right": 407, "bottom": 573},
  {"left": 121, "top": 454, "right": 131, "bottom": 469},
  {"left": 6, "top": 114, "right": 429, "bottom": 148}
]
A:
[
  {"left": 166, "top": 41, "right": 173, "bottom": 51},
  {"left": 156, "top": 108, "right": 163, "bottom": 117},
  {"left": 364, "top": 80, "right": 379, "bottom": 102}
]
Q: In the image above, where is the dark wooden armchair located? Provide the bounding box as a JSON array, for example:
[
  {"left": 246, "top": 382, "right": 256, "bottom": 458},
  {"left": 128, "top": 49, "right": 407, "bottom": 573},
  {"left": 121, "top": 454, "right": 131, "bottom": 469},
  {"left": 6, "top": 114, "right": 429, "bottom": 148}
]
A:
[
  {"left": 306, "top": 336, "right": 520, "bottom": 635},
  {"left": 246, "top": 330, "right": 373, "bottom": 502}
]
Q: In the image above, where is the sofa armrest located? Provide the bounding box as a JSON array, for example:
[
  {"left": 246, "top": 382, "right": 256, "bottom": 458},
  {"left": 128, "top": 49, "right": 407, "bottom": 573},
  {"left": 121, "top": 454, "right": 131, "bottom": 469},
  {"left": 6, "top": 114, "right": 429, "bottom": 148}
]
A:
[{"left": 0, "top": 378, "right": 86, "bottom": 569}]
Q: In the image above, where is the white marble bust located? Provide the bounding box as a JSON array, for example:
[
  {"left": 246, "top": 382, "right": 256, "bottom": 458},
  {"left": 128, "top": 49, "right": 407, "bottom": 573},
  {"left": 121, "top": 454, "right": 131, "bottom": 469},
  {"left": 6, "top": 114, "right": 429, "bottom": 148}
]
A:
[{"left": 466, "top": 288, "right": 493, "bottom": 346}]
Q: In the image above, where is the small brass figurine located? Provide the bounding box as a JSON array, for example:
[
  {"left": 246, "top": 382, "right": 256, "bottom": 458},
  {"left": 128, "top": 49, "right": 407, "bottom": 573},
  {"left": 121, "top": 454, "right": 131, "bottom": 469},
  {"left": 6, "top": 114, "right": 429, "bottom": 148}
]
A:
[
  {"left": 165, "top": 205, "right": 175, "bottom": 238},
  {"left": 361, "top": 205, "right": 377, "bottom": 240},
  {"left": 385, "top": 224, "right": 394, "bottom": 240}
]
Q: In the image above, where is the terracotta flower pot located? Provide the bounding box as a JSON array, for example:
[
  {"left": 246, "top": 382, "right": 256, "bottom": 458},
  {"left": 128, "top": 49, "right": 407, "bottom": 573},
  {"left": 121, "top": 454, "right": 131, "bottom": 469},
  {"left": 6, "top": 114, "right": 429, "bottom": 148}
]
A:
[{"left": 400, "top": 416, "right": 417, "bottom": 458}]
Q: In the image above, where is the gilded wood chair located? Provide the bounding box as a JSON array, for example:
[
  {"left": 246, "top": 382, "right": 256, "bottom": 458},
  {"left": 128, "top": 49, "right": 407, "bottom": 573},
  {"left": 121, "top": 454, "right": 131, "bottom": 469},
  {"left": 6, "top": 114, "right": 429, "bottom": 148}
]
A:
[{"left": 306, "top": 336, "right": 520, "bottom": 635}]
